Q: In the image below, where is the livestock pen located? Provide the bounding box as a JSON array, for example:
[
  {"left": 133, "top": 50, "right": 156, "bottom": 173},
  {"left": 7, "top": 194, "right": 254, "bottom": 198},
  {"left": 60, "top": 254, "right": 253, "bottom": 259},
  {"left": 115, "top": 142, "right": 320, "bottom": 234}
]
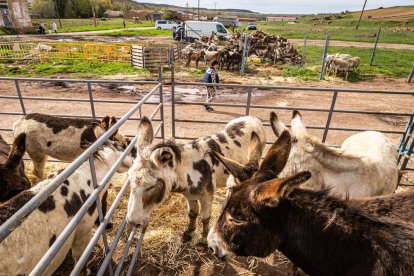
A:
[{"left": 0, "top": 68, "right": 413, "bottom": 274}]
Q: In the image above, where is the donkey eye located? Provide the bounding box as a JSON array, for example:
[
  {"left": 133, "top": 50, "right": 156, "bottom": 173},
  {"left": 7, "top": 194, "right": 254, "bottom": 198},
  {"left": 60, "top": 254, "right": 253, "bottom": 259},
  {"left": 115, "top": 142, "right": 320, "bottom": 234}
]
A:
[
  {"left": 229, "top": 217, "right": 245, "bottom": 226},
  {"left": 145, "top": 186, "right": 155, "bottom": 192}
]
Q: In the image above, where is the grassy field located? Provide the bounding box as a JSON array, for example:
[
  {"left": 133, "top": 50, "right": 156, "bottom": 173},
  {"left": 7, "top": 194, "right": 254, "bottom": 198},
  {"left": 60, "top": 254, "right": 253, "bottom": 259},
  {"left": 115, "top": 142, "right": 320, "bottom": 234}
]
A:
[
  {"left": 242, "top": 6, "right": 414, "bottom": 45},
  {"left": 101, "top": 29, "right": 171, "bottom": 36},
  {"left": 0, "top": 60, "right": 148, "bottom": 78},
  {"left": 30, "top": 18, "right": 154, "bottom": 33},
  {"left": 282, "top": 45, "right": 414, "bottom": 81}
]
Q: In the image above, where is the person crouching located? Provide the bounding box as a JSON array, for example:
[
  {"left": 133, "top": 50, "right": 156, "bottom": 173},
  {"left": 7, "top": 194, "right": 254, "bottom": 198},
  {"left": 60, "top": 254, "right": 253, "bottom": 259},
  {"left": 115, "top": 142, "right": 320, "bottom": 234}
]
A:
[{"left": 203, "top": 60, "right": 220, "bottom": 112}]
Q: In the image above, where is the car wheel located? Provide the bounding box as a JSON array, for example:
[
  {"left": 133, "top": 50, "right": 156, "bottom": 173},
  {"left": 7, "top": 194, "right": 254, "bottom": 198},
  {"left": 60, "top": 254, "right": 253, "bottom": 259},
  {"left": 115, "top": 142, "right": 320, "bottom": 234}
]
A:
[{"left": 157, "top": 27, "right": 161, "bottom": 30}]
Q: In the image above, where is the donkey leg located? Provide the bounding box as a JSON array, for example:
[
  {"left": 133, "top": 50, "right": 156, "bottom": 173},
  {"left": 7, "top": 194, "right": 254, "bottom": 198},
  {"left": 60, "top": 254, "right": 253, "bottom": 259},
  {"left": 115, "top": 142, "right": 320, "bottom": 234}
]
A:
[
  {"left": 95, "top": 190, "right": 113, "bottom": 229},
  {"left": 198, "top": 197, "right": 213, "bottom": 246},
  {"left": 31, "top": 154, "right": 48, "bottom": 179},
  {"left": 182, "top": 199, "right": 199, "bottom": 242}
]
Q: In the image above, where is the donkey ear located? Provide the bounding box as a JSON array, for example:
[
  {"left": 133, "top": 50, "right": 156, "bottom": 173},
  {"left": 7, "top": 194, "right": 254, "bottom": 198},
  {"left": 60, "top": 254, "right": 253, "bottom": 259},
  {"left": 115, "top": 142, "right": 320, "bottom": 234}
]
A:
[
  {"left": 270, "top": 112, "right": 287, "bottom": 137},
  {"left": 256, "top": 130, "right": 292, "bottom": 177},
  {"left": 151, "top": 147, "right": 174, "bottom": 168},
  {"left": 252, "top": 171, "right": 311, "bottom": 207},
  {"left": 291, "top": 110, "right": 308, "bottom": 139},
  {"left": 101, "top": 116, "right": 111, "bottom": 131},
  {"left": 137, "top": 117, "right": 154, "bottom": 148},
  {"left": 109, "top": 116, "right": 119, "bottom": 137},
  {"left": 212, "top": 151, "right": 250, "bottom": 182},
  {"left": 5, "top": 133, "right": 26, "bottom": 171},
  {"left": 92, "top": 123, "right": 106, "bottom": 138},
  {"left": 246, "top": 132, "right": 262, "bottom": 168}
]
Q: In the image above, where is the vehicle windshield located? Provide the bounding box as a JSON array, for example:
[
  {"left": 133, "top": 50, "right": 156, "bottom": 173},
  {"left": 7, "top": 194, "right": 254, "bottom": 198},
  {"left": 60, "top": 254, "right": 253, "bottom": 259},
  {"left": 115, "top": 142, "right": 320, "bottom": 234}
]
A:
[{"left": 216, "top": 24, "right": 227, "bottom": 34}]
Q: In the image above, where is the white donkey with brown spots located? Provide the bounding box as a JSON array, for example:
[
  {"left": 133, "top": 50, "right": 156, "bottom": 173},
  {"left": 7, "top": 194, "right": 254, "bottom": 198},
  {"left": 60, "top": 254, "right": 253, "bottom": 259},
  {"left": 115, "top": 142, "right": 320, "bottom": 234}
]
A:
[
  {"left": 13, "top": 113, "right": 136, "bottom": 179},
  {"left": 0, "top": 141, "right": 133, "bottom": 276},
  {"left": 127, "top": 116, "right": 266, "bottom": 245}
]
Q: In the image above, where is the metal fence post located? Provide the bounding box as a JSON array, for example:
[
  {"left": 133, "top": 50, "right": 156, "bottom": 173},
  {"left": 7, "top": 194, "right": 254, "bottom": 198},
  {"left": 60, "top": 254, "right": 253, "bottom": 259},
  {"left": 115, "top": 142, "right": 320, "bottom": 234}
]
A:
[
  {"left": 407, "top": 64, "right": 414, "bottom": 83},
  {"left": 88, "top": 156, "right": 113, "bottom": 275},
  {"left": 320, "top": 34, "right": 330, "bottom": 80},
  {"left": 158, "top": 66, "right": 165, "bottom": 141},
  {"left": 87, "top": 82, "right": 96, "bottom": 119},
  {"left": 245, "top": 89, "right": 252, "bottom": 116},
  {"left": 15, "top": 80, "right": 26, "bottom": 115},
  {"left": 370, "top": 28, "right": 381, "bottom": 66},
  {"left": 322, "top": 90, "right": 338, "bottom": 143},
  {"left": 240, "top": 34, "right": 248, "bottom": 75},
  {"left": 171, "top": 65, "right": 176, "bottom": 140},
  {"left": 301, "top": 32, "right": 307, "bottom": 66}
]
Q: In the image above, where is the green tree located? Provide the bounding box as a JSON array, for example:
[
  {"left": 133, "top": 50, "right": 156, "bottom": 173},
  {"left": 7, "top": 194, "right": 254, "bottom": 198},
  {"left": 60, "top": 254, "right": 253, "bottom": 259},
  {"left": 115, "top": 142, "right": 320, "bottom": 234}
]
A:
[
  {"left": 52, "top": 0, "right": 67, "bottom": 27},
  {"left": 31, "top": 0, "right": 55, "bottom": 18}
]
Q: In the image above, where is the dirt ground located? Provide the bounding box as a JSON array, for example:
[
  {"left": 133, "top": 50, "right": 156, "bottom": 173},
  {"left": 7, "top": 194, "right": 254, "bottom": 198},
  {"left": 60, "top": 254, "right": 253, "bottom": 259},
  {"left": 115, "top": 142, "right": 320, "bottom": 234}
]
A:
[{"left": 0, "top": 74, "right": 413, "bottom": 275}]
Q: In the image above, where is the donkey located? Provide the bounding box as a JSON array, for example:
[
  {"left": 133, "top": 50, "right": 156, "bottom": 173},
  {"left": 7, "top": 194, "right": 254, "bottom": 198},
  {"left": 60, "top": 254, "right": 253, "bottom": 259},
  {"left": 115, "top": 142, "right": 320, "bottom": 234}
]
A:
[
  {"left": 186, "top": 50, "right": 206, "bottom": 69},
  {"left": 208, "top": 169, "right": 414, "bottom": 275},
  {"left": 127, "top": 116, "right": 266, "bottom": 245},
  {"left": 208, "top": 131, "right": 414, "bottom": 275},
  {"left": 270, "top": 110, "right": 398, "bottom": 198},
  {"left": 0, "top": 133, "right": 31, "bottom": 202},
  {"left": 13, "top": 113, "right": 136, "bottom": 179},
  {"left": 0, "top": 141, "right": 133, "bottom": 276},
  {"left": 213, "top": 127, "right": 414, "bottom": 276}
]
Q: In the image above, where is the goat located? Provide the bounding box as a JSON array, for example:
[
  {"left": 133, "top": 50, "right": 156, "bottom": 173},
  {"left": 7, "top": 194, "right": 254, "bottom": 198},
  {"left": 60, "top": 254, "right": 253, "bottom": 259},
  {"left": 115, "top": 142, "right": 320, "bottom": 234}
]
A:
[
  {"left": 0, "top": 133, "right": 30, "bottom": 202},
  {"left": 126, "top": 116, "right": 265, "bottom": 245}
]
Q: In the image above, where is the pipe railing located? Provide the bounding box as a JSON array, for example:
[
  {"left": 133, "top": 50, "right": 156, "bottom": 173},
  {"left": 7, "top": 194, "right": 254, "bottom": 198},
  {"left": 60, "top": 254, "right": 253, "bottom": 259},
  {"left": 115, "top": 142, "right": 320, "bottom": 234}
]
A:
[{"left": 0, "top": 74, "right": 164, "bottom": 275}]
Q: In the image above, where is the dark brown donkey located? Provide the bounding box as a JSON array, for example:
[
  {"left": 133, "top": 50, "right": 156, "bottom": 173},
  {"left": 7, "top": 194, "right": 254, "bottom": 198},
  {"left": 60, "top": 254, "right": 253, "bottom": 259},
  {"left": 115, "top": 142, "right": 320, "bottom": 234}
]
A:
[
  {"left": 208, "top": 129, "right": 414, "bottom": 276},
  {"left": 0, "top": 133, "right": 30, "bottom": 202}
]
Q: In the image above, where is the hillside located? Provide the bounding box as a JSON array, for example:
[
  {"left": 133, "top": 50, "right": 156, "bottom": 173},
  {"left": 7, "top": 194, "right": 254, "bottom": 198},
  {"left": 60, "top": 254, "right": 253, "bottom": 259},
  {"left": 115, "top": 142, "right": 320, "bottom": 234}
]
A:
[{"left": 350, "top": 6, "right": 414, "bottom": 21}]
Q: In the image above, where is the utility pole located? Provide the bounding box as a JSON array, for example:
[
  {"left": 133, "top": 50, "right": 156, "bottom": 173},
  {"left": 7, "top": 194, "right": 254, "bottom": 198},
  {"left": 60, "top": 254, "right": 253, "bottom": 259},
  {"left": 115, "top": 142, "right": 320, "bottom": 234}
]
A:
[
  {"left": 198, "top": 0, "right": 200, "bottom": 21},
  {"left": 214, "top": 1, "right": 217, "bottom": 14},
  {"left": 356, "top": 0, "right": 367, "bottom": 30},
  {"left": 186, "top": 2, "right": 189, "bottom": 14}
]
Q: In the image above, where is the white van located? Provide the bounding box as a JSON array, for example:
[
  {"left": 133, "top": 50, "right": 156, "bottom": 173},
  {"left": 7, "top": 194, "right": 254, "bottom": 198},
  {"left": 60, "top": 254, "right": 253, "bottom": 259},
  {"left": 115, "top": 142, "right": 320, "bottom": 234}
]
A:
[
  {"left": 155, "top": 20, "right": 179, "bottom": 30},
  {"left": 184, "top": 21, "right": 230, "bottom": 40}
]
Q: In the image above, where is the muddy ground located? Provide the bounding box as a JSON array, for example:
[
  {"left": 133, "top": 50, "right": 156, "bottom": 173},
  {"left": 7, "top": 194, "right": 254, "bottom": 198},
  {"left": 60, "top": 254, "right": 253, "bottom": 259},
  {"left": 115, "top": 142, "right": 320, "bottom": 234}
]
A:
[{"left": 0, "top": 75, "right": 413, "bottom": 275}]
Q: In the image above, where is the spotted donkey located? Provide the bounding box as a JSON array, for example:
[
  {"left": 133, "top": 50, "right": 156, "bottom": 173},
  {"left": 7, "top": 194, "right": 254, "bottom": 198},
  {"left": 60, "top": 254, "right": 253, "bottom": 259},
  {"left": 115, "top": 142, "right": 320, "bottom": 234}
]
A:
[
  {"left": 0, "top": 141, "right": 133, "bottom": 276},
  {"left": 13, "top": 113, "right": 136, "bottom": 179},
  {"left": 127, "top": 116, "right": 266, "bottom": 245}
]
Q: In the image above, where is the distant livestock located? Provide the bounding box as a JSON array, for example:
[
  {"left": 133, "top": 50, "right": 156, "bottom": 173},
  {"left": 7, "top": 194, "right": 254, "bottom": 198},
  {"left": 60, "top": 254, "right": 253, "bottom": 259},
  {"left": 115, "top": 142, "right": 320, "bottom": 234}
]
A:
[
  {"left": 126, "top": 116, "right": 266, "bottom": 245},
  {"left": 208, "top": 130, "right": 414, "bottom": 276},
  {"left": 270, "top": 111, "right": 398, "bottom": 198},
  {"left": 326, "top": 53, "right": 360, "bottom": 80},
  {"left": 0, "top": 141, "right": 133, "bottom": 275},
  {"left": 0, "top": 133, "right": 30, "bottom": 202}
]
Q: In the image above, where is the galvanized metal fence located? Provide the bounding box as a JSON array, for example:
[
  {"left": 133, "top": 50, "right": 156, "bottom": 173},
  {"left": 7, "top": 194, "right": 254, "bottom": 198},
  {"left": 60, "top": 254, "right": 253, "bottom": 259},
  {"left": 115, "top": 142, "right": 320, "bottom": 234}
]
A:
[
  {"left": 0, "top": 71, "right": 165, "bottom": 275},
  {"left": 170, "top": 66, "right": 414, "bottom": 182}
]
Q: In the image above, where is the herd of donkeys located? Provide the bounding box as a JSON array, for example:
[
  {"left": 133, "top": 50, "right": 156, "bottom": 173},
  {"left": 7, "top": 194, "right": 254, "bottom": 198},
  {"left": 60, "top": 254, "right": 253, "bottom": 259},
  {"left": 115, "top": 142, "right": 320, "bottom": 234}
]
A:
[{"left": 0, "top": 110, "right": 413, "bottom": 275}]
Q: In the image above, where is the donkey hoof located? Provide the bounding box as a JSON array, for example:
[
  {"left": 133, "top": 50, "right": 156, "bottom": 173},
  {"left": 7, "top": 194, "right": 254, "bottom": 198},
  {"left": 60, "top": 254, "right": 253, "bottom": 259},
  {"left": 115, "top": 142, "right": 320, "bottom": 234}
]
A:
[
  {"left": 105, "top": 222, "right": 113, "bottom": 230},
  {"left": 196, "top": 238, "right": 208, "bottom": 250},
  {"left": 182, "top": 231, "right": 193, "bottom": 243}
]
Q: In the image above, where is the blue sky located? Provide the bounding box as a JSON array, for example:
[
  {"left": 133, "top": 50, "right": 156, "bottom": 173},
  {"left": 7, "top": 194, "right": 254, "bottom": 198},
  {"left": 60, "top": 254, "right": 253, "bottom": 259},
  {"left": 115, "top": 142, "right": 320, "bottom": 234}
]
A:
[{"left": 137, "top": 1, "right": 412, "bottom": 14}]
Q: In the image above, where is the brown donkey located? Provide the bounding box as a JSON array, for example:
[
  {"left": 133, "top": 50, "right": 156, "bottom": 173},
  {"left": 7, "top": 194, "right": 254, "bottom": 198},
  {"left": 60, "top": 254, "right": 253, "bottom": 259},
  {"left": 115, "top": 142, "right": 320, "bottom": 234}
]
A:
[{"left": 208, "top": 129, "right": 414, "bottom": 276}]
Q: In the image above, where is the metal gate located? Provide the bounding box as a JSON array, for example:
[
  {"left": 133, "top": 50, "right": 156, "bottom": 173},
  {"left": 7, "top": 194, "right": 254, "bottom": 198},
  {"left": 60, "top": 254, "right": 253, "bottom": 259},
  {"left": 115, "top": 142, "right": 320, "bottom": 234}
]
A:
[
  {"left": 169, "top": 66, "right": 414, "bottom": 184},
  {"left": 0, "top": 69, "right": 165, "bottom": 275}
]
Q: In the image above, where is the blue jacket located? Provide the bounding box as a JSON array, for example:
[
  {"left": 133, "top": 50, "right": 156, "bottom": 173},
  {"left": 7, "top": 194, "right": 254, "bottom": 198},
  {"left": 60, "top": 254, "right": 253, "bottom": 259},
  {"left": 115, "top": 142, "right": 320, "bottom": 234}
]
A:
[{"left": 203, "top": 68, "right": 220, "bottom": 84}]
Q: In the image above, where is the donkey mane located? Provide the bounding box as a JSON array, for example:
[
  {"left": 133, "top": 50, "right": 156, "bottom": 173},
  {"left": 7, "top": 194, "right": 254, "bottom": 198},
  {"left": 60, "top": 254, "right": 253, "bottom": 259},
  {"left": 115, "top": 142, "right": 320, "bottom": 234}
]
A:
[{"left": 152, "top": 141, "right": 183, "bottom": 162}]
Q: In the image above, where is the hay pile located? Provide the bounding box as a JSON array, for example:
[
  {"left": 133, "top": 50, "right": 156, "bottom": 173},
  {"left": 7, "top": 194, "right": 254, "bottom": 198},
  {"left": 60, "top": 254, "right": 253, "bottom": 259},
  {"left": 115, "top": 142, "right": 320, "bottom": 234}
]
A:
[{"left": 23, "top": 162, "right": 291, "bottom": 275}]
